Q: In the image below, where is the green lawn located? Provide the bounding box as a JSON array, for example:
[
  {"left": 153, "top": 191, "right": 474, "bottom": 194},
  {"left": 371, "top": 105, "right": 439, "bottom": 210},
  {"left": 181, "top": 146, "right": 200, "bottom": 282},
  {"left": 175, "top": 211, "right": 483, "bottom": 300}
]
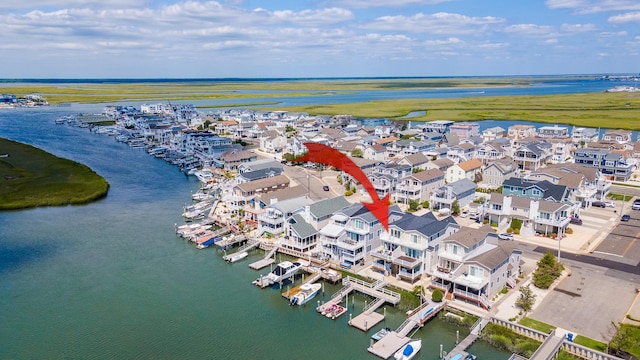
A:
[
  {"left": 519, "top": 317, "right": 556, "bottom": 334},
  {"left": 0, "top": 138, "right": 109, "bottom": 209},
  {"left": 572, "top": 335, "right": 608, "bottom": 352}
]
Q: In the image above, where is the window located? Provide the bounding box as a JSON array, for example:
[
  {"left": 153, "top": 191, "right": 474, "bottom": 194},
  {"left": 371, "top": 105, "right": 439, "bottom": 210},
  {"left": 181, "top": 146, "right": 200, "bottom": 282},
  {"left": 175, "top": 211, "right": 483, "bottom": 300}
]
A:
[
  {"left": 355, "top": 219, "right": 364, "bottom": 230},
  {"left": 411, "top": 233, "right": 420, "bottom": 244},
  {"left": 391, "top": 229, "right": 401, "bottom": 239},
  {"left": 470, "top": 266, "right": 484, "bottom": 277}
]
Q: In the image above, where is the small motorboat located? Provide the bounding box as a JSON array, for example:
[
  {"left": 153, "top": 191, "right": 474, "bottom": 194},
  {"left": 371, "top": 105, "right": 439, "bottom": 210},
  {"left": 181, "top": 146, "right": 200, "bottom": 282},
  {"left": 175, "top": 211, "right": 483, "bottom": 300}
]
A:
[
  {"left": 225, "top": 251, "right": 248, "bottom": 263},
  {"left": 289, "top": 283, "right": 321, "bottom": 306},
  {"left": 394, "top": 339, "right": 422, "bottom": 360}
]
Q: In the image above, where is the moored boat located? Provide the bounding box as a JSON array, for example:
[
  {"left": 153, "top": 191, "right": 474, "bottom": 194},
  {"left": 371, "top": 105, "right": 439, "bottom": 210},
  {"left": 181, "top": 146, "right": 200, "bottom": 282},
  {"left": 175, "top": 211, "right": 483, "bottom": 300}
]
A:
[
  {"left": 289, "top": 283, "right": 321, "bottom": 306},
  {"left": 225, "top": 251, "right": 248, "bottom": 263},
  {"left": 394, "top": 339, "right": 421, "bottom": 360}
]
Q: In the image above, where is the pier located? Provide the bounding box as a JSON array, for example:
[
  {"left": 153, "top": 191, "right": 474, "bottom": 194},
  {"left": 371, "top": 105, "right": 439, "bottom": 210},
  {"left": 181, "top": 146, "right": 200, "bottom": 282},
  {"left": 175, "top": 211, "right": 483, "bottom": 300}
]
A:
[
  {"left": 248, "top": 244, "right": 278, "bottom": 270},
  {"left": 443, "top": 317, "right": 489, "bottom": 359},
  {"left": 222, "top": 239, "right": 259, "bottom": 262}
]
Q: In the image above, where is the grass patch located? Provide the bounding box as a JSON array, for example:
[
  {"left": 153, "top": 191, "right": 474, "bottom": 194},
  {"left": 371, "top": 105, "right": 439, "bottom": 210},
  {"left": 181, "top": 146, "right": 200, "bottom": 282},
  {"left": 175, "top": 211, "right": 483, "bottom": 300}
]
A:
[
  {"left": 480, "top": 323, "right": 542, "bottom": 358},
  {"left": 518, "top": 317, "right": 556, "bottom": 334},
  {"left": 573, "top": 335, "right": 608, "bottom": 352},
  {"left": 0, "top": 138, "right": 109, "bottom": 209},
  {"left": 607, "top": 193, "right": 634, "bottom": 201},
  {"left": 611, "top": 323, "right": 640, "bottom": 359}
]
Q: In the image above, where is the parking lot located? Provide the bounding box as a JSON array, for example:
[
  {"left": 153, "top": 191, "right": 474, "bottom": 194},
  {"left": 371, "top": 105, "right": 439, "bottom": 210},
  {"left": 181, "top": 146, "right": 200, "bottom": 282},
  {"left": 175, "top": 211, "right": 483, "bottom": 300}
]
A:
[{"left": 594, "top": 209, "right": 640, "bottom": 263}]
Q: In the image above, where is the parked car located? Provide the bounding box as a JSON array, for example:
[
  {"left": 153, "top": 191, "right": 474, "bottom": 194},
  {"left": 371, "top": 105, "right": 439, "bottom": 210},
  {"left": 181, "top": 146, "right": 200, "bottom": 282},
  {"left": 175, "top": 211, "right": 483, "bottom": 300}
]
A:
[
  {"left": 498, "top": 233, "right": 514, "bottom": 241},
  {"left": 322, "top": 185, "right": 330, "bottom": 191},
  {"left": 569, "top": 217, "right": 583, "bottom": 225},
  {"left": 633, "top": 200, "right": 640, "bottom": 210},
  {"left": 459, "top": 211, "right": 469, "bottom": 218},
  {"left": 621, "top": 214, "right": 631, "bottom": 222},
  {"left": 469, "top": 212, "right": 480, "bottom": 220},
  {"left": 604, "top": 201, "right": 616, "bottom": 208},
  {"left": 592, "top": 201, "right": 606, "bottom": 208}
]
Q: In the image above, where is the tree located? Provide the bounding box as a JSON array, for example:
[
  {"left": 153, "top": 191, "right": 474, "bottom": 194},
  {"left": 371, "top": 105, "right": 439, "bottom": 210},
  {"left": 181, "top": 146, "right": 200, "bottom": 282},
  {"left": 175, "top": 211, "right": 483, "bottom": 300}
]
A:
[
  {"left": 532, "top": 251, "right": 564, "bottom": 289},
  {"left": 451, "top": 200, "right": 460, "bottom": 215},
  {"left": 285, "top": 125, "right": 296, "bottom": 133},
  {"left": 203, "top": 120, "right": 212, "bottom": 129},
  {"left": 432, "top": 288, "right": 444, "bottom": 302},
  {"left": 351, "top": 148, "right": 363, "bottom": 158},
  {"left": 515, "top": 285, "right": 536, "bottom": 313},
  {"left": 421, "top": 200, "right": 430, "bottom": 209},
  {"left": 412, "top": 167, "right": 425, "bottom": 173},
  {"left": 408, "top": 200, "right": 419, "bottom": 212}
]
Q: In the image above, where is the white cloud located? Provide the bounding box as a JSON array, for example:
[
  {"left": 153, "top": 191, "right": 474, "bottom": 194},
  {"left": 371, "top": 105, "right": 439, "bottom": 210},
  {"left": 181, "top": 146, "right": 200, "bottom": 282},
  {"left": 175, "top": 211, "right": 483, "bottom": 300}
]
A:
[
  {"left": 425, "top": 37, "right": 464, "bottom": 46},
  {"left": 560, "top": 23, "right": 597, "bottom": 32},
  {"left": 544, "top": 38, "right": 559, "bottom": 44},
  {"left": 599, "top": 30, "right": 627, "bottom": 36},
  {"left": 502, "top": 24, "right": 557, "bottom": 37},
  {"left": 609, "top": 11, "right": 640, "bottom": 23},
  {"left": 364, "top": 12, "right": 504, "bottom": 34},
  {"left": 332, "top": 0, "right": 455, "bottom": 9},
  {"left": 546, "top": 0, "right": 640, "bottom": 14},
  {"left": 270, "top": 8, "right": 354, "bottom": 25}
]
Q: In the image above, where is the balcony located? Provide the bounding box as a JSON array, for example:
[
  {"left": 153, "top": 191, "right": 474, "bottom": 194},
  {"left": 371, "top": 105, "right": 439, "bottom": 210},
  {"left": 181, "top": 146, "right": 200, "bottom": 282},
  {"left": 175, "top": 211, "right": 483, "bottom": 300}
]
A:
[
  {"left": 371, "top": 249, "right": 394, "bottom": 262},
  {"left": 398, "top": 269, "right": 421, "bottom": 282},
  {"left": 534, "top": 216, "right": 569, "bottom": 227},
  {"left": 345, "top": 224, "right": 369, "bottom": 235}
]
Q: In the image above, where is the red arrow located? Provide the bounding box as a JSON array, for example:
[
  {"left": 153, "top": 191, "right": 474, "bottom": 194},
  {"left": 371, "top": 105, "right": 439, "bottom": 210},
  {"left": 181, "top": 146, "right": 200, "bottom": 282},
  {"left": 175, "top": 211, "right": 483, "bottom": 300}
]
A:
[{"left": 295, "top": 142, "right": 389, "bottom": 230}]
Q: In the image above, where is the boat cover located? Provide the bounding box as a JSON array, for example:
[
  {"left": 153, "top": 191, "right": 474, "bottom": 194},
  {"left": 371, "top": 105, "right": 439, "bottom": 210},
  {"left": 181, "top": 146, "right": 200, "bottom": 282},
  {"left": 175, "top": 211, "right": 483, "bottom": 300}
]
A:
[{"left": 403, "top": 344, "right": 413, "bottom": 356}]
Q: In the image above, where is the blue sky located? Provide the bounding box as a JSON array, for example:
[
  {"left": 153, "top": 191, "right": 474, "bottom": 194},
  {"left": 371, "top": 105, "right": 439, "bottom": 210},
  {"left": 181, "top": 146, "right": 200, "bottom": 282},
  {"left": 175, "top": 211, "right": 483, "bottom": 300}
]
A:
[{"left": 1, "top": 0, "right": 639, "bottom": 78}]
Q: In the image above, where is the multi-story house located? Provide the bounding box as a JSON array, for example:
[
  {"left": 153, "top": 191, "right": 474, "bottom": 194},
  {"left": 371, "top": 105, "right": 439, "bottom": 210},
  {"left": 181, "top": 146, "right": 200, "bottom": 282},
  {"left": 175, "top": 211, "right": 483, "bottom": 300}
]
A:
[
  {"left": 512, "top": 142, "right": 551, "bottom": 171},
  {"left": 430, "top": 178, "right": 476, "bottom": 212},
  {"left": 574, "top": 148, "right": 634, "bottom": 182},
  {"left": 501, "top": 177, "right": 570, "bottom": 203},
  {"left": 602, "top": 130, "right": 632, "bottom": 144},
  {"left": 227, "top": 174, "right": 290, "bottom": 216},
  {"left": 484, "top": 193, "right": 574, "bottom": 236},
  {"left": 402, "top": 140, "right": 435, "bottom": 156},
  {"left": 571, "top": 127, "right": 599, "bottom": 144},
  {"left": 284, "top": 214, "right": 318, "bottom": 253},
  {"left": 447, "top": 143, "right": 476, "bottom": 163},
  {"left": 449, "top": 122, "right": 480, "bottom": 138},
  {"left": 430, "top": 226, "right": 522, "bottom": 309},
  {"left": 371, "top": 212, "right": 459, "bottom": 283},
  {"left": 548, "top": 138, "right": 573, "bottom": 164},
  {"left": 395, "top": 169, "right": 445, "bottom": 205},
  {"left": 259, "top": 130, "right": 287, "bottom": 154},
  {"left": 417, "top": 120, "right": 455, "bottom": 141},
  {"left": 257, "top": 197, "right": 313, "bottom": 236},
  {"left": 369, "top": 163, "right": 412, "bottom": 200},
  {"left": 397, "top": 153, "right": 430, "bottom": 171},
  {"left": 475, "top": 142, "right": 507, "bottom": 164},
  {"left": 318, "top": 203, "right": 389, "bottom": 268},
  {"left": 427, "top": 157, "right": 455, "bottom": 173},
  {"left": 363, "top": 144, "right": 387, "bottom": 161},
  {"left": 537, "top": 125, "right": 569, "bottom": 139},
  {"left": 218, "top": 149, "right": 258, "bottom": 171},
  {"left": 478, "top": 159, "right": 518, "bottom": 190},
  {"left": 507, "top": 124, "right": 536, "bottom": 140},
  {"left": 446, "top": 158, "right": 482, "bottom": 184},
  {"left": 237, "top": 159, "right": 282, "bottom": 174},
  {"left": 482, "top": 126, "right": 506, "bottom": 142}
]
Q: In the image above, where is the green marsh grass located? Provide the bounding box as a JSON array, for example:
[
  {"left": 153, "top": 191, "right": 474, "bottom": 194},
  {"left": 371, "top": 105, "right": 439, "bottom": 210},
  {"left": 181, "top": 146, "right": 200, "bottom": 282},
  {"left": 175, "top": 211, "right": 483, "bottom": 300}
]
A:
[{"left": 0, "top": 138, "right": 109, "bottom": 210}]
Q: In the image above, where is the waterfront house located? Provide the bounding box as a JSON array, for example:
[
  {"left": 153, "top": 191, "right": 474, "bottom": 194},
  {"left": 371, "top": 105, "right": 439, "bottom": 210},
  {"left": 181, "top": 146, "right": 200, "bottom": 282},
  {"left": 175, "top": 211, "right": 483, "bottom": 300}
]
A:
[
  {"left": 574, "top": 148, "right": 633, "bottom": 182},
  {"left": 236, "top": 167, "right": 283, "bottom": 184},
  {"left": 302, "top": 196, "right": 351, "bottom": 230},
  {"left": 430, "top": 178, "right": 476, "bottom": 211},
  {"left": 602, "top": 129, "right": 633, "bottom": 144},
  {"left": 478, "top": 158, "right": 518, "bottom": 190},
  {"left": 430, "top": 226, "right": 522, "bottom": 309},
  {"left": 446, "top": 158, "right": 482, "bottom": 183},
  {"left": 237, "top": 159, "right": 282, "bottom": 174},
  {"left": 440, "top": 133, "right": 460, "bottom": 147},
  {"left": 371, "top": 212, "right": 459, "bottom": 283},
  {"left": 395, "top": 169, "right": 445, "bottom": 205},
  {"left": 283, "top": 214, "right": 318, "bottom": 253},
  {"left": 257, "top": 197, "right": 313, "bottom": 236},
  {"left": 481, "top": 126, "right": 506, "bottom": 142},
  {"left": 571, "top": 127, "right": 599, "bottom": 144},
  {"left": 229, "top": 174, "right": 290, "bottom": 215},
  {"left": 508, "top": 124, "right": 536, "bottom": 140},
  {"left": 537, "top": 125, "right": 569, "bottom": 139},
  {"left": 318, "top": 203, "right": 390, "bottom": 267},
  {"left": 218, "top": 149, "right": 258, "bottom": 171},
  {"left": 449, "top": 122, "right": 480, "bottom": 138}
]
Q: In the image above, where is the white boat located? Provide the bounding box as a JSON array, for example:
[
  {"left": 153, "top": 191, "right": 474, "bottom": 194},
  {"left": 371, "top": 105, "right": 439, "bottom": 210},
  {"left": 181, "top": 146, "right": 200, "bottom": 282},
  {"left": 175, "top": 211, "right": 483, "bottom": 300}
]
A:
[
  {"left": 265, "top": 261, "right": 301, "bottom": 283},
  {"left": 225, "top": 251, "right": 248, "bottom": 263},
  {"left": 289, "top": 283, "right": 321, "bottom": 306},
  {"left": 394, "top": 340, "right": 422, "bottom": 360}
]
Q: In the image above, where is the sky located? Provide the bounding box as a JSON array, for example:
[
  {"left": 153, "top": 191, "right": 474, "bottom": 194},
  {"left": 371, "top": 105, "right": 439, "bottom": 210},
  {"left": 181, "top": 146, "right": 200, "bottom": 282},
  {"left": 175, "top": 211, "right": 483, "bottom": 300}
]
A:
[{"left": 1, "top": 0, "right": 639, "bottom": 78}]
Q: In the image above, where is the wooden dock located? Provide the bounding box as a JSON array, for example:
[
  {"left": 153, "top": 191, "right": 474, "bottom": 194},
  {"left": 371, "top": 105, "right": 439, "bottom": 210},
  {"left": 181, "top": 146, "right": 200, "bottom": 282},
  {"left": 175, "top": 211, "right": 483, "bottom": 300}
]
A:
[
  {"left": 367, "top": 331, "right": 410, "bottom": 359},
  {"left": 349, "top": 298, "right": 386, "bottom": 331}
]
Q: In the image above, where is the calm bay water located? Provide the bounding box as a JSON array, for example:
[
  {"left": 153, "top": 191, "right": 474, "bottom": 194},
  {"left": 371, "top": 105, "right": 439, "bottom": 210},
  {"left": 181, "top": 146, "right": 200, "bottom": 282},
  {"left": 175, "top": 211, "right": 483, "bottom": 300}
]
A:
[{"left": 0, "top": 106, "right": 510, "bottom": 359}]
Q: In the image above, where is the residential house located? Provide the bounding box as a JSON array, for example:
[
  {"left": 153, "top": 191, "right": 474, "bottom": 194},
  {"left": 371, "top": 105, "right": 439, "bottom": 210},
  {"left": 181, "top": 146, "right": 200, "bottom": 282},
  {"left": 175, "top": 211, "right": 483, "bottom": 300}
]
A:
[
  {"left": 512, "top": 142, "right": 551, "bottom": 171},
  {"left": 571, "top": 127, "right": 599, "bottom": 144},
  {"left": 430, "top": 178, "right": 476, "bottom": 211},
  {"left": 318, "top": 203, "right": 389, "bottom": 267},
  {"left": 259, "top": 130, "right": 287, "bottom": 154},
  {"left": 446, "top": 158, "right": 482, "bottom": 183},
  {"left": 371, "top": 212, "right": 459, "bottom": 283},
  {"left": 440, "top": 133, "right": 460, "bottom": 147},
  {"left": 302, "top": 196, "right": 351, "bottom": 230},
  {"left": 449, "top": 122, "right": 480, "bottom": 138},
  {"left": 602, "top": 130, "right": 633, "bottom": 144},
  {"left": 507, "top": 125, "right": 536, "bottom": 140},
  {"left": 537, "top": 125, "right": 569, "bottom": 139},
  {"left": 427, "top": 158, "right": 455, "bottom": 173},
  {"left": 501, "top": 177, "right": 570, "bottom": 203},
  {"left": 484, "top": 193, "right": 574, "bottom": 236},
  {"left": 257, "top": 197, "right": 313, "bottom": 236},
  {"left": 430, "top": 226, "right": 522, "bottom": 309},
  {"left": 574, "top": 148, "right": 633, "bottom": 182},
  {"left": 475, "top": 142, "right": 507, "bottom": 164},
  {"left": 395, "top": 169, "right": 445, "bottom": 205},
  {"left": 478, "top": 159, "right": 518, "bottom": 190},
  {"left": 237, "top": 159, "right": 282, "bottom": 174},
  {"left": 548, "top": 138, "right": 573, "bottom": 164},
  {"left": 397, "top": 153, "right": 431, "bottom": 171},
  {"left": 363, "top": 144, "right": 388, "bottom": 161},
  {"left": 482, "top": 126, "right": 506, "bottom": 142},
  {"left": 447, "top": 143, "right": 476, "bottom": 163},
  {"left": 284, "top": 214, "right": 318, "bottom": 253},
  {"left": 228, "top": 174, "right": 290, "bottom": 215},
  {"left": 370, "top": 163, "right": 412, "bottom": 200},
  {"left": 218, "top": 149, "right": 258, "bottom": 171},
  {"left": 236, "top": 167, "right": 283, "bottom": 184}
]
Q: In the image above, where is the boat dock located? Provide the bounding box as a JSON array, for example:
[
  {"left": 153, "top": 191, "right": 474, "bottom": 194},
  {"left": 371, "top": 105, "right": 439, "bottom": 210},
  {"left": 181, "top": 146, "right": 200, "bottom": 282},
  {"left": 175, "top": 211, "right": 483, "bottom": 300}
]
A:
[
  {"left": 368, "top": 301, "right": 445, "bottom": 359},
  {"left": 443, "top": 317, "right": 489, "bottom": 359},
  {"left": 248, "top": 244, "right": 278, "bottom": 270},
  {"left": 214, "top": 233, "right": 246, "bottom": 249},
  {"left": 222, "top": 239, "right": 259, "bottom": 262}
]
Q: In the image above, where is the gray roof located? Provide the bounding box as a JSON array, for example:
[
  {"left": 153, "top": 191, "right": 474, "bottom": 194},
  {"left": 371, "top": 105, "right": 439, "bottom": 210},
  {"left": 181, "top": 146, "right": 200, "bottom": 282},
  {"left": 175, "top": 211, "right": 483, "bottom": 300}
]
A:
[
  {"left": 309, "top": 196, "right": 350, "bottom": 219},
  {"left": 445, "top": 225, "right": 493, "bottom": 248},
  {"left": 271, "top": 197, "right": 313, "bottom": 215},
  {"left": 468, "top": 244, "right": 516, "bottom": 271},
  {"left": 390, "top": 212, "right": 459, "bottom": 237},
  {"left": 257, "top": 186, "right": 307, "bottom": 205},
  {"left": 289, "top": 214, "right": 317, "bottom": 239},
  {"left": 338, "top": 203, "right": 377, "bottom": 222},
  {"left": 448, "top": 178, "right": 476, "bottom": 196},
  {"left": 238, "top": 167, "right": 283, "bottom": 182},
  {"left": 502, "top": 178, "right": 567, "bottom": 201},
  {"left": 239, "top": 159, "right": 283, "bottom": 172}
]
